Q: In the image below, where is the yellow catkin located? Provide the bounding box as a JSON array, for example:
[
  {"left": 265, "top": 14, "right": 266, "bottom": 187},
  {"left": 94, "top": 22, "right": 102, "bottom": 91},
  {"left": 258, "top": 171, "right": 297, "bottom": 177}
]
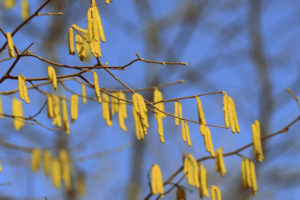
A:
[
  {"left": 60, "top": 149, "right": 71, "bottom": 191},
  {"left": 6, "top": 32, "right": 15, "bottom": 58},
  {"left": 183, "top": 154, "right": 199, "bottom": 188},
  {"left": 132, "top": 93, "right": 148, "bottom": 140},
  {"left": 203, "top": 126, "right": 215, "bottom": 157},
  {"left": 87, "top": 5, "right": 102, "bottom": 58},
  {"left": 227, "top": 97, "right": 236, "bottom": 133},
  {"left": 18, "top": 74, "right": 30, "bottom": 104},
  {"left": 31, "top": 148, "right": 41, "bottom": 172},
  {"left": 111, "top": 92, "right": 118, "bottom": 115},
  {"left": 102, "top": 93, "right": 112, "bottom": 126},
  {"left": 252, "top": 120, "right": 264, "bottom": 162},
  {"left": 4, "top": 0, "right": 16, "bottom": 9},
  {"left": 229, "top": 97, "right": 240, "bottom": 133},
  {"left": 154, "top": 89, "right": 166, "bottom": 143},
  {"left": 244, "top": 158, "right": 252, "bottom": 187},
  {"left": 76, "top": 174, "right": 87, "bottom": 196},
  {"left": 70, "top": 94, "right": 78, "bottom": 123},
  {"left": 0, "top": 95, "right": 3, "bottom": 119},
  {"left": 92, "top": 6, "right": 106, "bottom": 42},
  {"left": 75, "top": 34, "right": 84, "bottom": 60},
  {"left": 250, "top": 161, "right": 257, "bottom": 196},
  {"left": 196, "top": 96, "right": 206, "bottom": 124},
  {"left": 72, "top": 24, "right": 88, "bottom": 34},
  {"left": 93, "top": 71, "right": 101, "bottom": 103},
  {"left": 241, "top": 158, "right": 247, "bottom": 188},
  {"left": 81, "top": 83, "right": 87, "bottom": 104},
  {"left": 176, "top": 187, "right": 186, "bottom": 200},
  {"left": 52, "top": 95, "right": 62, "bottom": 127},
  {"left": 12, "top": 97, "right": 24, "bottom": 131},
  {"left": 48, "top": 66, "right": 57, "bottom": 91},
  {"left": 0, "top": 160, "right": 2, "bottom": 172},
  {"left": 118, "top": 91, "right": 127, "bottom": 132},
  {"left": 68, "top": 27, "right": 75, "bottom": 55},
  {"left": 199, "top": 164, "right": 209, "bottom": 198},
  {"left": 61, "top": 98, "right": 70, "bottom": 134},
  {"left": 21, "top": 0, "right": 29, "bottom": 20},
  {"left": 151, "top": 164, "right": 164, "bottom": 198},
  {"left": 51, "top": 158, "right": 61, "bottom": 188},
  {"left": 43, "top": 149, "right": 51, "bottom": 176},
  {"left": 211, "top": 185, "right": 221, "bottom": 200},
  {"left": 47, "top": 94, "right": 54, "bottom": 118},
  {"left": 222, "top": 93, "right": 229, "bottom": 128},
  {"left": 185, "top": 121, "right": 192, "bottom": 146},
  {"left": 174, "top": 101, "right": 180, "bottom": 126},
  {"left": 215, "top": 148, "right": 226, "bottom": 176}
]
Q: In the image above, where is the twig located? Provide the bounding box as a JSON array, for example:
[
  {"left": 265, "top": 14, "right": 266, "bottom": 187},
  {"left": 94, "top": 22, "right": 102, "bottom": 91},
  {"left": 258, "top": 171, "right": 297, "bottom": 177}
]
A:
[{"left": 286, "top": 88, "right": 300, "bottom": 109}]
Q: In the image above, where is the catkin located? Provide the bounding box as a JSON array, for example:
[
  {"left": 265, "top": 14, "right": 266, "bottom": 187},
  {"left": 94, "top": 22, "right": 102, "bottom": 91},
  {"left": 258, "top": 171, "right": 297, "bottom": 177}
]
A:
[
  {"left": 21, "top": 0, "right": 29, "bottom": 20},
  {"left": 132, "top": 93, "right": 148, "bottom": 139},
  {"left": 250, "top": 161, "right": 257, "bottom": 196},
  {"left": 222, "top": 93, "right": 229, "bottom": 128},
  {"left": 174, "top": 101, "right": 180, "bottom": 126},
  {"left": 211, "top": 185, "right": 221, "bottom": 200},
  {"left": 118, "top": 91, "right": 127, "bottom": 132},
  {"left": 68, "top": 27, "right": 75, "bottom": 55},
  {"left": 229, "top": 97, "right": 240, "bottom": 133},
  {"left": 183, "top": 154, "right": 199, "bottom": 188},
  {"left": 87, "top": 5, "right": 102, "bottom": 57},
  {"left": 153, "top": 89, "right": 166, "bottom": 143},
  {"left": 196, "top": 96, "right": 206, "bottom": 124},
  {"left": 102, "top": 93, "right": 112, "bottom": 126},
  {"left": 151, "top": 164, "right": 164, "bottom": 198},
  {"left": 6, "top": 32, "right": 15, "bottom": 58},
  {"left": 48, "top": 66, "right": 57, "bottom": 91},
  {"left": 70, "top": 94, "right": 78, "bottom": 123},
  {"left": 252, "top": 120, "right": 264, "bottom": 162},
  {"left": 93, "top": 71, "right": 101, "bottom": 103},
  {"left": 18, "top": 74, "right": 30, "bottom": 104},
  {"left": 47, "top": 94, "right": 54, "bottom": 118},
  {"left": 203, "top": 125, "right": 215, "bottom": 157},
  {"left": 0, "top": 160, "right": 2, "bottom": 172},
  {"left": 12, "top": 97, "right": 24, "bottom": 131},
  {"left": 31, "top": 148, "right": 41, "bottom": 172},
  {"left": 185, "top": 121, "right": 192, "bottom": 146},
  {"left": 62, "top": 98, "right": 70, "bottom": 134},
  {"left": 4, "top": 0, "right": 16, "bottom": 9},
  {"left": 43, "top": 149, "right": 51, "bottom": 176},
  {"left": 51, "top": 158, "right": 61, "bottom": 188},
  {"left": 60, "top": 149, "right": 71, "bottom": 191},
  {"left": 215, "top": 148, "right": 226, "bottom": 176},
  {"left": 241, "top": 158, "right": 247, "bottom": 188},
  {"left": 52, "top": 95, "right": 62, "bottom": 127},
  {"left": 76, "top": 174, "right": 87, "bottom": 196},
  {"left": 81, "top": 83, "right": 87, "bottom": 104},
  {"left": 92, "top": 6, "right": 106, "bottom": 42},
  {"left": 199, "top": 164, "right": 209, "bottom": 198},
  {"left": 0, "top": 95, "right": 3, "bottom": 119}
]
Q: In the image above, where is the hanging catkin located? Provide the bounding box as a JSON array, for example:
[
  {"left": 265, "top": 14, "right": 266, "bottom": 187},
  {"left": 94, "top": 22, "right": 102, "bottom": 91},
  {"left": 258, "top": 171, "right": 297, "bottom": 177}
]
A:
[
  {"left": 102, "top": 93, "right": 112, "bottom": 126},
  {"left": 93, "top": 71, "right": 101, "bottom": 103},
  {"left": 153, "top": 89, "right": 166, "bottom": 143},
  {"left": 18, "top": 74, "right": 30, "bottom": 104},
  {"left": 6, "top": 32, "right": 15, "bottom": 58},
  {"left": 31, "top": 148, "right": 41, "bottom": 172},
  {"left": 51, "top": 158, "right": 61, "bottom": 188},
  {"left": 48, "top": 66, "right": 57, "bottom": 91},
  {"left": 70, "top": 94, "right": 78, "bottom": 123},
  {"left": 252, "top": 120, "right": 264, "bottom": 162},
  {"left": 61, "top": 98, "right": 70, "bottom": 134},
  {"left": 21, "top": 0, "right": 29, "bottom": 20},
  {"left": 12, "top": 97, "right": 24, "bottom": 130},
  {"left": 150, "top": 164, "right": 164, "bottom": 198}
]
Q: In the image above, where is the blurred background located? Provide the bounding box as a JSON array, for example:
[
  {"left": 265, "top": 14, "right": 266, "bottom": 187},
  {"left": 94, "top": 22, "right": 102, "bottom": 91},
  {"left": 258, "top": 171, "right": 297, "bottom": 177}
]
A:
[{"left": 0, "top": 0, "right": 300, "bottom": 199}]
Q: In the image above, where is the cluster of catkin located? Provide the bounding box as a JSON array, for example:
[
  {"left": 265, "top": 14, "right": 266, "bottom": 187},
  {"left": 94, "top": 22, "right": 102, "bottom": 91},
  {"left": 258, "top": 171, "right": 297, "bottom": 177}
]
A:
[
  {"left": 241, "top": 158, "right": 257, "bottom": 195},
  {"left": 31, "top": 148, "right": 73, "bottom": 191},
  {"left": 151, "top": 158, "right": 222, "bottom": 200},
  {"left": 68, "top": 0, "right": 105, "bottom": 60}
]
